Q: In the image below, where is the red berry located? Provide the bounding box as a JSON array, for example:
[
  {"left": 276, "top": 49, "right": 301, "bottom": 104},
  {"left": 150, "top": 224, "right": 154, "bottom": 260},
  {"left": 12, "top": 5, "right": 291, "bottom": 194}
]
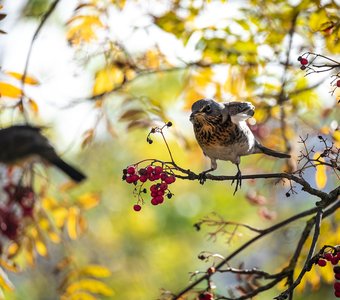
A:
[
  {"left": 335, "top": 291, "right": 340, "bottom": 298},
  {"left": 138, "top": 168, "right": 147, "bottom": 175},
  {"left": 153, "top": 173, "right": 161, "bottom": 180},
  {"left": 148, "top": 174, "right": 155, "bottom": 181},
  {"left": 335, "top": 273, "right": 340, "bottom": 280},
  {"left": 125, "top": 176, "right": 134, "bottom": 184},
  {"left": 159, "top": 183, "right": 168, "bottom": 190},
  {"left": 334, "top": 266, "right": 340, "bottom": 274},
  {"left": 160, "top": 173, "right": 167, "bottom": 181},
  {"left": 154, "top": 166, "right": 163, "bottom": 174},
  {"left": 151, "top": 198, "right": 159, "bottom": 205},
  {"left": 151, "top": 191, "right": 158, "bottom": 197},
  {"left": 337, "top": 80, "right": 340, "bottom": 88},
  {"left": 300, "top": 65, "right": 306, "bottom": 70},
  {"left": 324, "top": 253, "right": 334, "bottom": 261},
  {"left": 331, "top": 257, "right": 339, "bottom": 265},
  {"left": 317, "top": 259, "right": 327, "bottom": 267},
  {"left": 139, "top": 175, "right": 148, "bottom": 182},
  {"left": 133, "top": 204, "right": 142, "bottom": 211},
  {"left": 334, "top": 282, "right": 340, "bottom": 291},
  {"left": 337, "top": 252, "right": 340, "bottom": 259},
  {"left": 146, "top": 166, "right": 154, "bottom": 174},
  {"left": 150, "top": 185, "right": 158, "bottom": 192},
  {"left": 127, "top": 166, "right": 135, "bottom": 175},
  {"left": 300, "top": 58, "right": 308, "bottom": 65},
  {"left": 130, "top": 175, "right": 139, "bottom": 182},
  {"left": 154, "top": 195, "right": 164, "bottom": 204}
]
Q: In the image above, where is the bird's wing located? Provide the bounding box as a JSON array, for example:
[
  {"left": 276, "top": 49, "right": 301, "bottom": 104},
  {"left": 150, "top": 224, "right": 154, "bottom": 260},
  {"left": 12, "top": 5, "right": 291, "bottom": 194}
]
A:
[{"left": 221, "top": 101, "right": 255, "bottom": 124}]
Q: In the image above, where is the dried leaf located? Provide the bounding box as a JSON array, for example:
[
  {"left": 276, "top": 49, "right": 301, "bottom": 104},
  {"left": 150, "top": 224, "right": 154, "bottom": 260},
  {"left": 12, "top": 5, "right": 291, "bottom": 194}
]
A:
[
  {"left": 119, "top": 109, "right": 146, "bottom": 121},
  {"left": 28, "top": 99, "right": 39, "bottom": 113}
]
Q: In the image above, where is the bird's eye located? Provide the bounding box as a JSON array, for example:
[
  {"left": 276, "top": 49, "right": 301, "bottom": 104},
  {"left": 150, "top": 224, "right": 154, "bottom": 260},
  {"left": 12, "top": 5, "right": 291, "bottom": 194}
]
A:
[{"left": 204, "top": 105, "right": 212, "bottom": 113}]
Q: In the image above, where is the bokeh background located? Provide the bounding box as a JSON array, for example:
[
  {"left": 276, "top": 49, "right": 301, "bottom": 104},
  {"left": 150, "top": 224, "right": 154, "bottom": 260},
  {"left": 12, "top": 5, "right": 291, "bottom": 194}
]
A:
[{"left": 0, "top": 0, "right": 339, "bottom": 299}]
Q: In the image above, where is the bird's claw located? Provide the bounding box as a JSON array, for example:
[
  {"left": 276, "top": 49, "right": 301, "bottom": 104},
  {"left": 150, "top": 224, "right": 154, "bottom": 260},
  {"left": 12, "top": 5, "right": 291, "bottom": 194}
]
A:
[
  {"left": 198, "top": 172, "right": 207, "bottom": 185},
  {"left": 231, "top": 170, "right": 242, "bottom": 195}
]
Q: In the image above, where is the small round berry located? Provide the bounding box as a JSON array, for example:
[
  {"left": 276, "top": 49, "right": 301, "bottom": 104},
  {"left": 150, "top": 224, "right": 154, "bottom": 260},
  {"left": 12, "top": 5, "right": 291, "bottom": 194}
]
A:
[
  {"left": 151, "top": 191, "right": 158, "bottom": 197},
  {"left": 297, "top": 56, "right": 302, "bottom": 61},
  {"left": 335, "top": 273, "right": 340, "bottom": 280},
  {"left": 155, "top": 195, "right": 164, "bottom": 204},
  {"left": 317, "top": 259, "right": 327, "bottom": 267},
  {"left": 335, "top": 291, "right": 340, "bottom": 298},
  {"left": 167, "top": 193, "right": 173, "bottom": 199},
  {"left": 207, "top": 267, "right": 216, "bottom": 275},
  {"left": 331, "top": 257, "right": 339, "bottom": 265},
  {"left": 334, "top": 266, "right": 340, "bottom": 274},
  {"left": 159, "top": 183, "right": 168, "bottom": 190},
  {"left": 337, "top": 252, "right": 340, "bottom": 259},
  {"left": 285, "top": 192, "right": 290, "bottom": 197},
  {"left": 139, "top": 175, "right": 148, "bottom": 182},
  {"left": 334, "top": 282, "right": 340, "bottom": 291},
  {"left": 138, "top": 168, "right": 147, "bottom": 175},
  {"left": 151, "top": 198, "right": 159, "bottom": 205},
  {"left": 154, "top": 166, "right": 163, "bottom": 174},
  {"left": 324, "top": 253, "right": 333, "bottom": 261},
  {"left": 126, "top": 176, "right": 134, "bottom": 184},
  {"left": 150, "top": 185, "right": 158, "bottom": 192},
  {"left": 337, "top": 80, "right": 340, "bottom": 88},
  {"left": 166, "top": 121, "right": 172, "bottom": 127},
  {"left": 130, "top": 175, "right": 139, "bottom": 182},
  {"left": 300, "top": 58, "right": 308, "bottom": 65},
  {"left": 300, "top": 65, "right": 306, "bottom": 70},
  {"left": 122, "top": 168, "right": 128, "bottom": 175},
  {"left": 160, "top": 173, "right": 168, "bottom": 181},
  {"left": 127, "top": 166, "right": 135, "bottom": 175},
  {"left": 133, "top": 204, "right": 142, "bottom": 211},
  {"left": 153, "top": 173, "right": 161, "bottom": 180}
]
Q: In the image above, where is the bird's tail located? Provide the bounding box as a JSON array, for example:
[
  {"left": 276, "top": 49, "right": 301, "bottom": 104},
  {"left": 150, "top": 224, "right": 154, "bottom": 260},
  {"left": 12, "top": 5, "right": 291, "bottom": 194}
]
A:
[
  {"left": 255, "top": 142, "right": 291, "bottom": 159},
  {"left": 50, "top": 158, "right": 86, "bottom": 182}
]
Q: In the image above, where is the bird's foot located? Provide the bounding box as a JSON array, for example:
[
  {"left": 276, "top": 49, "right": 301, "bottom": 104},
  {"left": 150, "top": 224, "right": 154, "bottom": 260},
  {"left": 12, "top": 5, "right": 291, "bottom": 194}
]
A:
[
  {"left": 198, "top": 172, "right": 207, "bottom": 185},
  {"left": 231, "top": 170, "right": 242, "bottom": 195}
]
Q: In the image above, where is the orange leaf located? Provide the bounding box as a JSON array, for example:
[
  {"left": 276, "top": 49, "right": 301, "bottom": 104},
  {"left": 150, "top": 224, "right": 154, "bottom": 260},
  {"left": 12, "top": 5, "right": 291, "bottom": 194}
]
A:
[
  {"left": 5, "top": 71, "right": 39, "bottom": 85},
  {"left": 0, "top": 82, "right": 22, "bottom": 98}
]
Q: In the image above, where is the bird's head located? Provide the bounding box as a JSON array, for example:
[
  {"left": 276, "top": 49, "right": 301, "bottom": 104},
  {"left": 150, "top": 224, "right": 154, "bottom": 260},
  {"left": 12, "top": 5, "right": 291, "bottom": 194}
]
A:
[{"left": 190, "top": 98, "right": 223, "bottom": 125}]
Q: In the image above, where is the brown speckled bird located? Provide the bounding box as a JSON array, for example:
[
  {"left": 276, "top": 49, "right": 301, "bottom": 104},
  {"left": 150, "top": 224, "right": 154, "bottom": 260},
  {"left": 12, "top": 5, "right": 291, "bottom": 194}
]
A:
[
  {"left": 0, "top": 125, "right": 86, "bottom": 182},
  {"left": 190, "top": 98, "right": 290, "bottom": 193}
]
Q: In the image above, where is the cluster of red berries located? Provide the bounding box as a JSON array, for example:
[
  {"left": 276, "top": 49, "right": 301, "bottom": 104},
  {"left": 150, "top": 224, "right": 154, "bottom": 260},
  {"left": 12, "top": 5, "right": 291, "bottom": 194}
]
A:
[
  {"left": 297, "top": 56, "right": 309, "bottom": 70},
  {"left": 198, "top": 292, "right": 214, "bottom": 300},
  {"left": 317, "top": 250, "right": 340, "bottom": 298},
  {"left": 122, "top": 165, "right": 176, "bottom": 211},
  {"left": 0, "top": 183, "right": 35, "bottom": 241}
]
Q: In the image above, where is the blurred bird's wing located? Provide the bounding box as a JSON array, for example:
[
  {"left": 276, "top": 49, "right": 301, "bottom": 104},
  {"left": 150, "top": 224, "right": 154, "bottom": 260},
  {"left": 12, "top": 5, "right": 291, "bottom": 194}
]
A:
[{"left": 221, "top": 101, "right": 255, "bottom": 124}]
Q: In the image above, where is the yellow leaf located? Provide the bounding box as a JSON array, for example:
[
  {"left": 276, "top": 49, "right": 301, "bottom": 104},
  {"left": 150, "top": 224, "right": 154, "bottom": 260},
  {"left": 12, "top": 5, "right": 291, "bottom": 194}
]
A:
[
  {"left": 66, "top": 292, "right": 97, "bottom": 300},
  {"left": 314, "top": 152, "right": 327, "bottom": 189},
  {"left": 92, "top": 67, "right": 124, "bottom": 96},
  {"left": 42, "top": 197, "right": 58, "bottom": 210},
  {"left": 67, "top": 207, "right": 79, "bottom": 240},
  {"left": 77, "top": 214, "right": 88, "bottom": 235},
  {"left": 77, "top": 193, "right": 100, "bottom": 210},
  {"left": 48, "top": 231, "right": 61, "bottom": 244},
  {"left": 7, "top": 242, "right": 20, "bottom": 258},
  {"left": 5, "top": 71, "right": 39, "bottom": 85},
  {"left": 79, "top": 265, "right": 111, "bottom": 278},
  {"left": 0, "top": 259, "right": 20, "bottom": 273},
  {"left": 53, "top": 207, "right": 69, "bottom": 228},
  {"left": 28, "top": 99, "right": 39, "bottom": 113},
  {"left": 0, "top": 82, "right": 22, "bottom": 98},
  {"left": 65, "top": 279, "right": 114, "bottom": 296},
  {"left": 0, "top": 267, "right": 14, "bottom": 291},
  {"left": 35, "top": 239, "right": 48, "bottom": 257}
]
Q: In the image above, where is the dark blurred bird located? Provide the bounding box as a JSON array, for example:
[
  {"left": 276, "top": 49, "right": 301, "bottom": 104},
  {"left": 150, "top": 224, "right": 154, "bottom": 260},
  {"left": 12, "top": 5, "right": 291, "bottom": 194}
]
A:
[
  {"left": 0, "top": 125, "right": 86, "bottom": 182},
  {"left": 190, "top": 98, "right": 290, "bottom": 193}
]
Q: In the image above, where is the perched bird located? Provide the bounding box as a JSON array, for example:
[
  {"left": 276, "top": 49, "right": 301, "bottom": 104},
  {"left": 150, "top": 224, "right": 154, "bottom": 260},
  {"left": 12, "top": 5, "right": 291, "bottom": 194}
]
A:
[
  {"left": 0, "top": 125, "right": 86, "bottom": 182},
  {"left": 190, "top": 98, "right": 290, "bottom": 193}
]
